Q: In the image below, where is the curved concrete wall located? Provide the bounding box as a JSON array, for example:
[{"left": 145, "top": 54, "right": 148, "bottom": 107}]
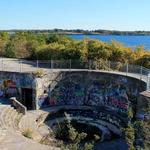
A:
[
  {"left": 44, "top": 107, "right": 124, "bottom": 138},
  {"left": 0, "top": 70, "right": 146, "bottom": 114},
  {"left": 36, "top": 71, "right": 146, "bottom": 116}
]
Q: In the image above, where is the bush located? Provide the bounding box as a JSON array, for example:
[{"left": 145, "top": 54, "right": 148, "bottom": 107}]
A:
[
  {"left": 53, "top": 114, "right": 94, "bottom": 150},
  {"left": 32, "top": 69, "right": 45, "bottom": 78},
  {"left": 123, "top": 125, "right": 135, "bottom": 150},
  {"left": 22, "top": 128, "right": 33, "bottom": 139}
]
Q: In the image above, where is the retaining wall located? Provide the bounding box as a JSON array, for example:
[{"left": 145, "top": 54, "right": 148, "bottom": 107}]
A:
[{"left": 35, "top": 71, "right": 146, "bottom": 115}]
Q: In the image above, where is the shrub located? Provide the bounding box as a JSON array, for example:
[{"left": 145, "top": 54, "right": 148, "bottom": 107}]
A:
[
  {"left": 22, "top": 128, "right": 33, "bottom": 139},
  {"left": 32, "top": 69, "right": 45, "bottom": 78}
]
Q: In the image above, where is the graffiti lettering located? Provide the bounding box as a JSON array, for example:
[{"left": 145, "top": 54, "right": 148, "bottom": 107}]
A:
[{"left": 37, "top": 74, "right": 139, "bottom": 116}]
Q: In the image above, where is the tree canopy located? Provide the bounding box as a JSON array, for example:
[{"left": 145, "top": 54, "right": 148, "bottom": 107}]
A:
[{"left": 0, "top": 32, "right": 150, "bottom": 68}]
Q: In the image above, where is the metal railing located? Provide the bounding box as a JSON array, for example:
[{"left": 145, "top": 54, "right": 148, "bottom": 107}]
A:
[
  {"left": 10, "top": 97, "right": 27, "bottom": 115},
  {"left": 0, "top": 58, "right": 150, "bottom": 90}
]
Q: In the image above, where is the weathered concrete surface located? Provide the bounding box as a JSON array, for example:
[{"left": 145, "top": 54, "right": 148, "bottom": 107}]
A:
[
  {"left": 35, "top": 71, "right": 146, "bottom": 114},
  {"left": 0, "top": 71, "right": 34, "bottom": 108},
  {"left": 0, "top": 130, "right": 59, "bottom": 150},
  {"left": 140, "top": 90, "right": 150, "bottom": 98},
  {"left": 0, "top": 98, "right": 59, "bottom": 150},
  {"left": 0, "top": 58, "right": 148, "bottom": 83},
  {"left": 0, "top": 57, "right": 149, "bottom": 84},
  {"left": 137, "top": 91, "right": 150, "bottom": 112},
  {"left": 136, "top": 91, "right": 150, "bottom": 121}
]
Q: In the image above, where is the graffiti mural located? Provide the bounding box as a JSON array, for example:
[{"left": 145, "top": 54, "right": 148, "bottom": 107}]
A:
[
  {"left": 0, "top": 77, "right": 20, "bottom": 98},
  {"left": 51, "top": 81, "right": 85, "bottom": 106},
  {"left": 37, "top": 72, "right": 143, "bottom": 115},
  {"left": 38, "top": 79, "right": 85, "bottom": 107},
  {"left": 87, "top": 79, "right": 129, "bottom": 114},
  {"left": 0, "top": 72, "right": 33, "bottom": 99},
  {"left": 38, "top": 94, "right": 49, "bottom": 107},
  {"left": 37, "top": 74, "right": 85, "bottom": 107}
]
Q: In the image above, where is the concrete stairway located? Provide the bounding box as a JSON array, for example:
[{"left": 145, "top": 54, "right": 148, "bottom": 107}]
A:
[
  {"left": 0, "top": 102, "right": 59, "bottom": 150},
  {"left": 0, "top": 106, "right": 23, "bottom": 130},
  {"left": 0, "top": 104, "right": 23, "bottom": 142}
]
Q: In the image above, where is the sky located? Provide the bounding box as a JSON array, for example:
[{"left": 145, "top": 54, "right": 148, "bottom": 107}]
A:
[{"left": 0, "top": 0, "right": 150, "bottom": 31}]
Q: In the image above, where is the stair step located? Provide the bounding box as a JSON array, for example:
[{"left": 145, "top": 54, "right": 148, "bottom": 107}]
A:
[
  {"left": 0, "top": 106, "right": 11, "bottom": 128},
  {"left": 3, "top": 107, "right": 14, "bottom": 128},
  {"left": 0, "top": 105, "right": 23, "bottom": 131},
  {"left": 12, "top": 112, "right": 22, "bottom": 129},
  {"left": 11, "top": 111, "right": 19, "bottom": 130},
  {"left": 7, "top": 109, "right": 18, "bottom": 128},
  {"left": 0, "top": 128, "right": 7, "bottom": 142}
]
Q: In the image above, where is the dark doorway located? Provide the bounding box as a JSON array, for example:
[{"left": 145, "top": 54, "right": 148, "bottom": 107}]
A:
[{"left": 22, "top": 88, "right": 33, "bottom": 110}]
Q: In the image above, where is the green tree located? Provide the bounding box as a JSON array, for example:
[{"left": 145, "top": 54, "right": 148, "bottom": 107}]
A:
[
  {"left": 87, "top": 40, "right": 110, "bottom": 60},
  {"left": 37, "top": 43, "right": 65, "bottom": 60},
  {"left": 123, "top": 125, "right": 135, "bottom": 150},
  {"left": 0, "top": 32, "right": 9, "bottom": 57},
  {"left": 1, "top": 31, "right": 150, "bottom": 69},
  {"left": 135, "top": 54, "right": 150, "bottom": 68},
  {"left": 5, "top": 32, "right": 29, "bottom": 58},
  {"left": 108, "top": 41, "right": 127, "bottom": 62},
  {"left": 54, "top": 113, "right": 94, "bottom": 150},
  {"left": 5, "top": 42, "right": 16, "bottom": 57}
]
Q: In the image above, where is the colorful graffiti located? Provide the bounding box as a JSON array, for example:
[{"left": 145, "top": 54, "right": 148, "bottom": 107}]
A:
[
  {"left": 38, "top": 80, "right": 85, "bottom": 107},
  {"left": 37, "top": 73, "right": 141, "bottom": 115},
  {"left": 86, "top": 80, "right": 129, "bottom": 113},
  {"left": 0, "top": 73, "right": 33, "bottom": 99},
  {"left": 0, "top": 79, "right": 19, "bottom": 97}
]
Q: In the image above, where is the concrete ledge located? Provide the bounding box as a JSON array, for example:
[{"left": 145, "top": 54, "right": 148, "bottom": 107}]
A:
[{"left": 140, "top": 90, "right": 150, "bottom": 98}]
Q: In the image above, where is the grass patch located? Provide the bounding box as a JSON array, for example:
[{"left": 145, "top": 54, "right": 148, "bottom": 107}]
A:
[{"left": 22, "top": 128, "right": 33, "bottom": 139}]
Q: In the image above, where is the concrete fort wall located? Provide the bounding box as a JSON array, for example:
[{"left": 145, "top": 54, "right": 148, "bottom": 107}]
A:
[
  {"left": 0, "top": 70, "right": 146, "bottom": 114},
  {"left": 35, "top": 71, "right": 146, "bottom": 115},
  {"left": 0, "top": 71, "right": 35, "bottom": 109},
  {"left": 0, "top": 70, "right": 147, "bottom": 137}
]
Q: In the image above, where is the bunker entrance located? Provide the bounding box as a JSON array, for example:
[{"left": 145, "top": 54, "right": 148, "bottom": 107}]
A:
[{"left": 22, "top": 88, "right": 33, "bottom": 110}]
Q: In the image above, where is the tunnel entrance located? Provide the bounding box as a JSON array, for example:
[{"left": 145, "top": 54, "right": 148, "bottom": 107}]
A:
[{"left": 22, "top": 88, "right": 33, "bottom": 110}]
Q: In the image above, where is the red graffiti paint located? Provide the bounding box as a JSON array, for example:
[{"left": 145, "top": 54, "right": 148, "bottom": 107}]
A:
[
  {"left": 109, "top": 97, "right": 128, "bottom": 109},
  {"left": 49, "top": 98, "right": 56, "bottom": 105}
]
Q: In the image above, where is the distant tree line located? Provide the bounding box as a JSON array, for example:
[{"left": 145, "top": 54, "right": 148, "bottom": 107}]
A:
[
  {"left": 0, "top": 32, "right": 150, "bottom": 68},
  {"left": 1, "top": 29, "right": 150, "bottom": 35}
]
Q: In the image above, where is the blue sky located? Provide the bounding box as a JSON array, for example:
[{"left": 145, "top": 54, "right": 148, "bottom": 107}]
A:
[{"left": 0, "top": 0, "right": 150, "bottom": 31}]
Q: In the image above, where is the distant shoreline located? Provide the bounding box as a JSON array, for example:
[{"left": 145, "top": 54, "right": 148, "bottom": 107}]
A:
[
  {"left": 66, "top": 33, "right": 150, "bottom": 36},
  {"left": 1, "top": 29, "right": 150, "bottom": 36}
]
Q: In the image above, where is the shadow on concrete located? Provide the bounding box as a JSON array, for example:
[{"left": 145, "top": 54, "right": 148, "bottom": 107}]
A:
[{"left": 0, "top": 98, "right": 11, "bottom": 105}]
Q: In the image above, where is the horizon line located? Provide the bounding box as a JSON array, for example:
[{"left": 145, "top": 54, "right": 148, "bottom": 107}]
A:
[{"left": 0, "top": 28, "right": 150, "bottom": 32}]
